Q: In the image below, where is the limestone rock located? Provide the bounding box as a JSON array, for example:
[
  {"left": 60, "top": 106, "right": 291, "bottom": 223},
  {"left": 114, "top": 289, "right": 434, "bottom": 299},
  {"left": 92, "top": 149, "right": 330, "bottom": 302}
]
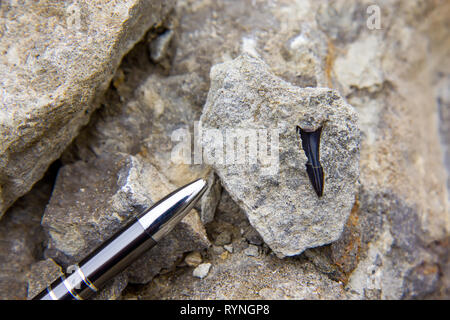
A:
[
  {"left": 0, "top": 173, "right": 53, "bottom": 300},
  {"left": 0, "top": 0, "right": 175, "bottom": 217},
  {"left": 27, "top": 259, "right": 62, "bottom": 300},
  {"left": 42, "top": 153, "right": 210, "bottom": 288},
  {"left": 184, "top": 251, "right": 203, "bottom": 267},
  {"left": 193, "top": 263, "right": 211, "bottom": 279},
  {"left": 138, "top": 249, "right": 346, "bottom": 300},
  {"left": 199, "top": 54, "right": 360, "bottom": 257}
]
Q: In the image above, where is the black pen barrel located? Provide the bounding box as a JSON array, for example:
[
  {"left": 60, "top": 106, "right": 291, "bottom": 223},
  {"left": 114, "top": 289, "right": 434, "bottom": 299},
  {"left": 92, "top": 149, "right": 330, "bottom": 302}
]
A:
[{"left": 33, "top": 219, "right": 155, "bottom": 300}]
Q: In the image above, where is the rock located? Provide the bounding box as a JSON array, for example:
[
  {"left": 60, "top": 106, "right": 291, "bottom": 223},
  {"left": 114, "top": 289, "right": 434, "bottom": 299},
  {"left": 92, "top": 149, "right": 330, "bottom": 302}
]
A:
[
  {"left": 8, "top": 0, "right": 447, "bottom": 301},
  {"left": 244, "top": 245, "right": 259, "bottom": 257},
  {"left": 219, "top": 251, "right": 230, "bottom": 260},
  {"left": 193, "top": 263, "right": 212, "bottom": 279},
  {"left": 224, "top": 245, "right": 234, "bottom": 253},
  {"left": 214, "top": 231, "right": 232, "bottom": 246},
  {"left": 0, "top": 0, "right": 175, "bottom": 218},
  {"left": 0, "top": 170, "right": 54, "bottom": 300},
  {"left": 199, "top": 171, "right": 222, "bottom": 224},
  {"left": 436, "top": 75, "right": 450, "bottom": 198},
  {"left": 199, "top": 54, "right": 360, "bottom": 257},
  {"left": 62, "top": 71, "right": 221, "bottom": 224},
  {"left": 334, "top": 35, "right": 384, "bottom": 95},
  {"left": 243, "top": 227, "right": 264, "bottom": 246},
  {"left": 149, "top": 29, "right": 175, "bottom": 69},
  {"left": 27, "top": 259, "right": 62, "bottom": 299},
  {"left": 210, "top": 245, "right": 225, "bottom": 255},
  {"left": 27, "top": 258, "right": 128, "bottom": 300},
  {"left": 41, "top": 152, "right": 210, "bottom": 291},
  {"left": 185, "top": 251, "right": 203, "bottom": 267},
  {"left": 141, "top": 247, "right": 346, "bottom": 300},
  {"left": 132, "top": 0, "right": 449, "bottom": 299}
]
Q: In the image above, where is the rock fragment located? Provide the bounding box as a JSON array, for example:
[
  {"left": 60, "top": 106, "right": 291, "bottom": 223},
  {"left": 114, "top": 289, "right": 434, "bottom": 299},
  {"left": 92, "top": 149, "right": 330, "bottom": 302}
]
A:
[
  {"left": 244, "top": 245, "right": 260, "bottom": 257},
  {"left": 0, "top": 0, "right": 176, "bottom": 217},
  {"left": 193, "top": 263, "right": 212, "bottom": 279},
  {"left": 214, "top": 231, "right": 232, "bottom": 246},
  {"left": 0, "top": 174, "right": 53, "bottom": 299},
  {"left": 199, "top": 54, "right": 360, "bottom": 257},
  {"left": 185, "top": 251, "right": 203, "bottom": 267}
]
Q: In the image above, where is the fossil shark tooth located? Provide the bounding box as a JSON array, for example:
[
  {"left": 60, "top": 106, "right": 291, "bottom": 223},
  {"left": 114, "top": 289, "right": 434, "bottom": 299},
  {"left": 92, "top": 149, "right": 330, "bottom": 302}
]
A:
[{"left": 297, "top": 126, "right": 324, "bottom": 197}]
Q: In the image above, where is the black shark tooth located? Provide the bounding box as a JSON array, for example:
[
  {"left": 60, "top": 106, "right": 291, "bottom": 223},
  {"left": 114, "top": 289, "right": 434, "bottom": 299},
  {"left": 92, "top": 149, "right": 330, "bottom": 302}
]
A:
[{"left": 297, "top": 126, "right": 324, "bottom": 197}]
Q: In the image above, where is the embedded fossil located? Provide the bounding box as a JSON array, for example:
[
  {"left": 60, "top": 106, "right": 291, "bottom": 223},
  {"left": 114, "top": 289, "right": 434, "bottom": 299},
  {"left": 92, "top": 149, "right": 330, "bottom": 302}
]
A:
[{"left": 297, "top": 126, "right": 324, "bottom": 197}]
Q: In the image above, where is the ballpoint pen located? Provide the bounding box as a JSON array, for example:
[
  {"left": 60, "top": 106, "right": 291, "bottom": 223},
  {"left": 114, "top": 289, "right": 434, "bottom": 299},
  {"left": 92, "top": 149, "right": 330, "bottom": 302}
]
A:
[{"left": 32, "top": 178, "right": 208, "bottom": 300}]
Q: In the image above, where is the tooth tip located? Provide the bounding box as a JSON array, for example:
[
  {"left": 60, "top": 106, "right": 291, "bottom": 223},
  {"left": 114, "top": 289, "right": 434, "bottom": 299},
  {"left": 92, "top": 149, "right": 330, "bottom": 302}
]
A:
[{"left": 306, "top": 164, "right": 324, "bottom": 198}]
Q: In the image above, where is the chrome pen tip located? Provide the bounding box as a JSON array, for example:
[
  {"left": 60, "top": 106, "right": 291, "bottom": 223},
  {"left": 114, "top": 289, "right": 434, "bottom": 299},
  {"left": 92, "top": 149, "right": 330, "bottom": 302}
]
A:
[
  {"left": 137, "top": 178, "right": 208, "bottom": 241},
  {"left": 184, "top": 178, "right": 208, "bottom": 200}
]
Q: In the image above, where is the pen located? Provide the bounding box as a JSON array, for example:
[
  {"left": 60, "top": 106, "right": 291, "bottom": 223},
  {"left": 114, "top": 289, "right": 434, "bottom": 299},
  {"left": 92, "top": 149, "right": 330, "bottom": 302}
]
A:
[{"left": 32, "top": 178, "right": 208, "bottom": 300}]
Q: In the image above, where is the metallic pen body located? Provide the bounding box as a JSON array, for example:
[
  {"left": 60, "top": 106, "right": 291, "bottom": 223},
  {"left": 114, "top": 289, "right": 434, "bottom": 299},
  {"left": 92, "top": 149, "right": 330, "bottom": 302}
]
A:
[{"left": 33, "top": 179, "right": 207, "bottom": 300}]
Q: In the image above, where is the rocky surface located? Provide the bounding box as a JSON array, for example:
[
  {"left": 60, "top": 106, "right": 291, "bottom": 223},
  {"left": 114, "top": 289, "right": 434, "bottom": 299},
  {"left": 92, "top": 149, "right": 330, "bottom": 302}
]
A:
[
  {"left": 0, "top": 165, "right": 56, "bottom": 300},
  {"left": 0, "top": 0, "right": 448, "bottom": 300},
  {"left": 0, "top": 0, "right": 176, "bottom": 217},
  {"left": 199, "top": 54, "right": 360, "bottom": 257},
  {"left": 122, "top": 193, "right": 347, "bottom": 300}
]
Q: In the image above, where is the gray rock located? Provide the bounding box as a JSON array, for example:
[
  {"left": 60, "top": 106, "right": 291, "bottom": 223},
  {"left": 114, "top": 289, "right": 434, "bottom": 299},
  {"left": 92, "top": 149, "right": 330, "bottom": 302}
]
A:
[
  {"left": 63, "top": 71, "right": 221, "bottom": 224},
  {"left": 243, "top": 227, "right": 264, "bottom": 246},
  {"left": 27, "top": 259, "right": 62, "bottom": 300},
  {"left": 224, "top": 245, "right": 234, "bottom": 253},
  {"left": 193, "top": 263, "right": 212, "bottom": 279},
  {"left": 149, "top": 29, "right": 175, "bottom": 66},
  {"left": 244, "top": 245, "right": 259, "bottom": 257},
  {"left": 199, "top": 54, "right": 360, "bottom": 257},
  {"left": 200, "top": 171, "right": 222, "bottom": 224},
  {"left": 214, "top": 231, "right": 232, "bottom": 246},
  {"left": 0, "top": 172, "right": 53, "bottom": 300},
  {"left": 0, "top": 0, "right": 175, "bottom": 217},
  {"left": 8, "top": 0, "right": 447, "bottom": 301},
  {"left": 42, "top": 153, "right": 210, "bottom": 290},
  {"left": 210, "top": 245, "right": 225, "bottom": 255},
  {"left": 140, "top": 246, "right": 346, "bottom": 300},
  {"left": 184, "top": 251, "right": 203, "bottom": 267}
]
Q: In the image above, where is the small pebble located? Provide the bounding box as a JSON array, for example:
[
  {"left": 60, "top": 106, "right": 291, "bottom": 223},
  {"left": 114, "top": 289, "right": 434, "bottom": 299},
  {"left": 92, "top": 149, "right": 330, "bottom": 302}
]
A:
[
  {"left": 244, "top": 228, "right": 263, "bottom": 246},
  {"left": 224, "top": 244, "right": 233, "bottom": 253},
  {"left": 244, "top": 244, "right": 259, "bottom": 257},
  {"left": 184, "top": 251, "right": 202, "bottom": 267},
  {"left": 215, "top": 230, "right": 232, "bottom": 246},
  {"left": 193, "top": 263, "right": 212, "bottom": 279},
  {"left": 220, "top": 251, "right": 229, "bottom": 260},
  {"left": 211, "top": 245, "right": 225, "bottom": 255}
]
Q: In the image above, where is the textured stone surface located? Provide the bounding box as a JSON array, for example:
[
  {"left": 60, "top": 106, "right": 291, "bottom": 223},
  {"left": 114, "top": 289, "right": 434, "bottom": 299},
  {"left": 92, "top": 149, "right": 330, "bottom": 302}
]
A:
[
  {"left": 41, "top": 152, "right": 210, "bottom": 287},
  {"left": 123, "top": 205, "right": 347, "bottom": 300},
  {"left": 193, "top": 263, "right": 211, "bottom": 279},
  {"left": 199, "top": 54, "right": 360, "bottom": 257},
  {"left": 62, "top": 70, "right": 221, "bottom": 224},
  {"left": 27, "top": 259, "right": 62, "bottom": 299},
  {"left": 0, "top": 170, "right": 54, "bottom": 300},
  {"left": 0, "top": 0, "right": 175, "bottom": 217}
]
